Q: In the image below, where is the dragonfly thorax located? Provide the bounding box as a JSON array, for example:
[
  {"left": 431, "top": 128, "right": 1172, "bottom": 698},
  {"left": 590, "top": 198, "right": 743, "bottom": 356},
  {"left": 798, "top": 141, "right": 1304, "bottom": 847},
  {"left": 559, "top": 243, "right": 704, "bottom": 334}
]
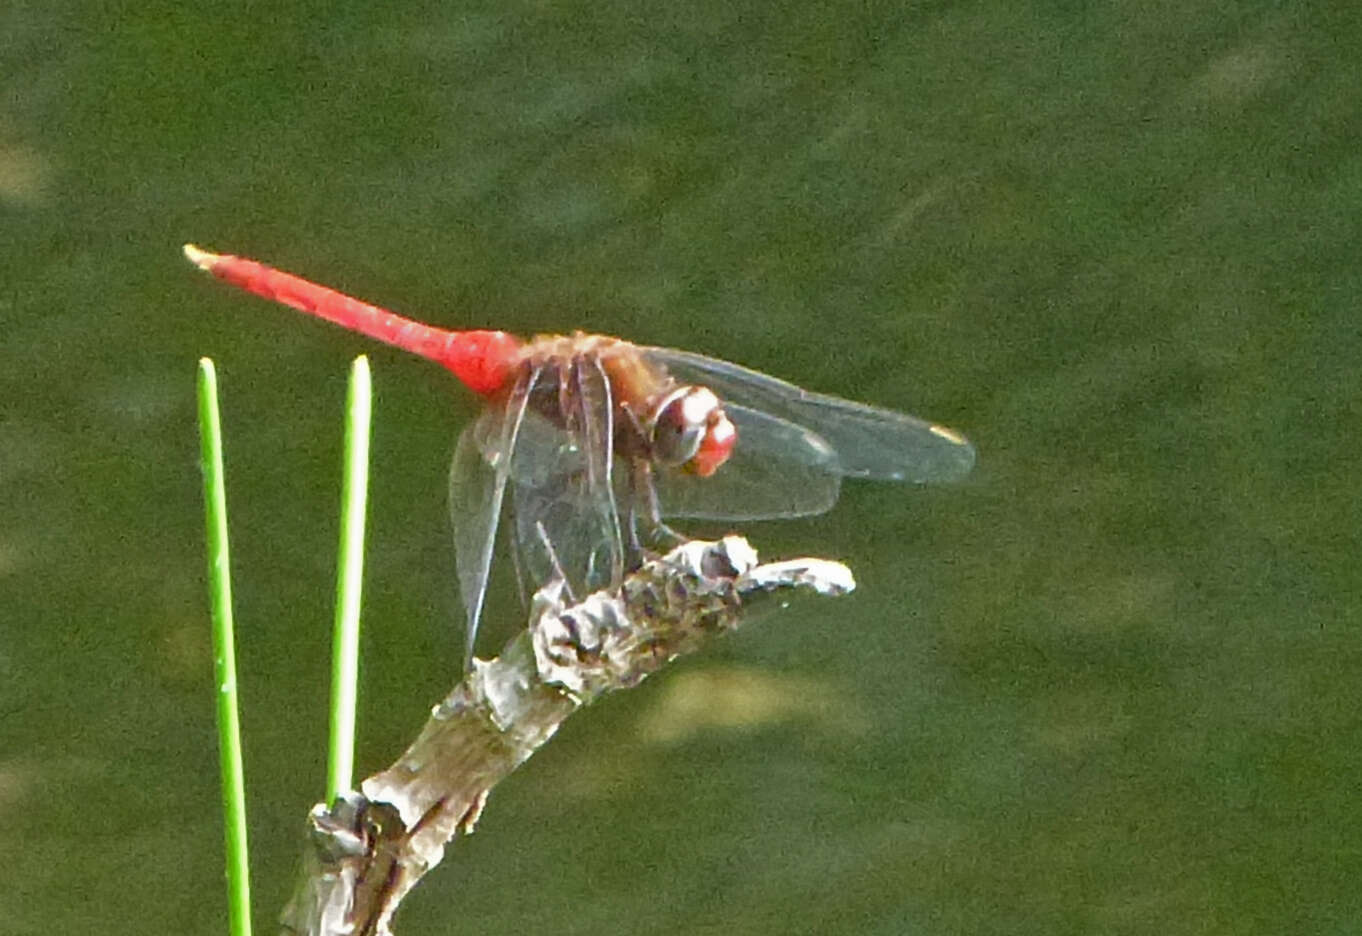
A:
[{"left": 646, "top": 385, "right": 737, "bottom": 478}]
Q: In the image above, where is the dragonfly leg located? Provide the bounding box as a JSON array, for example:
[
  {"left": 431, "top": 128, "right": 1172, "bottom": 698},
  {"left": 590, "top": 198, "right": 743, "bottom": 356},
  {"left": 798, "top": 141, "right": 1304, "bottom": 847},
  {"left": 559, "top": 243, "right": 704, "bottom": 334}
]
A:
[
  {"left": 626, "top": 460, "right": 686, "bottom": 562},
  {"left": 533, "top": 521, "right": 577, "bottom": 604}
]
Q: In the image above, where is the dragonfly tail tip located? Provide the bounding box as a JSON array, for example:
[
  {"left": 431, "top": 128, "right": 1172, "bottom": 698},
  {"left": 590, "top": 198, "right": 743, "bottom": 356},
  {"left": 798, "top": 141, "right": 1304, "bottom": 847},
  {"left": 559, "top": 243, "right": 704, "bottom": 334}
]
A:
[{"left": 182, "top": 243, "right": 220, "bottom": 271}]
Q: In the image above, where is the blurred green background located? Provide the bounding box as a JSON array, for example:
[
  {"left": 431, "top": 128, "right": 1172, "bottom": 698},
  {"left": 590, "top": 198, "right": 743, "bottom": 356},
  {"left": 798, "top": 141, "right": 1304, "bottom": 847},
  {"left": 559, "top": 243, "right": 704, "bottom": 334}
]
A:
[{"left": 4, "top": 1, "right": 1359, "bottom": 933}]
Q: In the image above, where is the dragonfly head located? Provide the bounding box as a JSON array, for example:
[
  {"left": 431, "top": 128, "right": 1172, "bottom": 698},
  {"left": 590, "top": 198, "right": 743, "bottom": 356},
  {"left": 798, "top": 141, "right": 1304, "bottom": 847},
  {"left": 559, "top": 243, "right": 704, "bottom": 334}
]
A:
[{"left": 648, "top": 385, "right": 737, "bottom": 478}]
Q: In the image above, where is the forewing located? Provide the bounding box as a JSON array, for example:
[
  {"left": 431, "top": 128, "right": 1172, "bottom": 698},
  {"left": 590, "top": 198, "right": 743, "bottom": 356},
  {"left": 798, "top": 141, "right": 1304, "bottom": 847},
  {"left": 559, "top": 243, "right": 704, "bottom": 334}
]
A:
[
  {"left": 510, "top": 356, "right": 625, "bottom": 604},
  {"left": 449, "top": 369, "right": 531, "bottom": 666},
  {"left": 645, "top": 347, "right": 976, "bottom": 482},
  {"left": 652, "top": 403, "right": 841, "bottom": 520}
]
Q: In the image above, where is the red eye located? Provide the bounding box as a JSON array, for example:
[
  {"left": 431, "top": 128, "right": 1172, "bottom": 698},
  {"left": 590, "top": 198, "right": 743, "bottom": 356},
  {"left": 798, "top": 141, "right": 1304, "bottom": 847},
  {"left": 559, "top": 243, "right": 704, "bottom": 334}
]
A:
[
  {"left": 649, "top": 386, "right": 736, "bottom": 476},
  {"left": 690, "top": 410, "right": 736, "bottom": 477},
  {"left": 651, "top": 389, "right": 706, "bottom": 466}
]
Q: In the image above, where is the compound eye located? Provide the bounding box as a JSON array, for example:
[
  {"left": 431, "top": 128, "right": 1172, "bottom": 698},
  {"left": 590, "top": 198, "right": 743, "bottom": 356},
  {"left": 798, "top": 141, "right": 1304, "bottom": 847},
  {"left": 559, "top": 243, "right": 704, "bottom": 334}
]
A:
[
  {"left": 651, "top": 388, "right": 707, "bottom": 467},
  {"left": 690, "top": 409, "right": 736, "bottom": 478},
  {"left": 649, "top": 386, "right": 737, "bottom": 477}
]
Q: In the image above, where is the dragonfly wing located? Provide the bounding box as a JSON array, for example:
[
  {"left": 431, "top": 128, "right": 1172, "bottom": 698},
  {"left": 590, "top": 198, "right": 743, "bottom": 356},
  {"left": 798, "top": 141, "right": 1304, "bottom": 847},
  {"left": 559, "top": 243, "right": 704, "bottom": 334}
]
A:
[
  {"left": 570, "top": 353, "right": 626, "bottom": 588},
  {"left": 449, "top": 368, "right": 532, "bottom": 666},
  {"left": 652, "top": 402, "right": 842, "bottom": 520},
  {"left": 645, "top": 347, "right": 976, "bottom": 482},
  {"left": 509, "top": 356, "right": 625, "bottom": 605}
]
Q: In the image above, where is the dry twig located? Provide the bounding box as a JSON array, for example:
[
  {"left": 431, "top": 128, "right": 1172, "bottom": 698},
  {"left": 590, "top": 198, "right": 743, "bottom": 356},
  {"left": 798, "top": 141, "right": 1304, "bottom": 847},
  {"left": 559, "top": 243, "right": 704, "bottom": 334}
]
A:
[{"left": 280, "top": 535, "right": 854, "bottom": 936}]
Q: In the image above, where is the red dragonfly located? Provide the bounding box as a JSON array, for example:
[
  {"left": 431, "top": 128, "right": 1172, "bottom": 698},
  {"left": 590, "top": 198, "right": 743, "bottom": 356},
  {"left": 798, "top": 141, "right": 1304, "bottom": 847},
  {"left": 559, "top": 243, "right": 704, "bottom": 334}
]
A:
[{"left": 185, "top": 244, "right": 975, "bottom": 662}]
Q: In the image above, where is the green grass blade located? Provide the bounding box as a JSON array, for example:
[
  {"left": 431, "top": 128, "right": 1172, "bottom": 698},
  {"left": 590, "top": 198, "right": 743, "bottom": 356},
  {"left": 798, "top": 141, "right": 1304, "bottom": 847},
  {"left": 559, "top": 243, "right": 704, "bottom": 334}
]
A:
[
  {"left": 326, "top": 355, "right": 372, "bottom": 804},
  {"left": 197, "top": 358, "right": 254, "bottom": 936}
]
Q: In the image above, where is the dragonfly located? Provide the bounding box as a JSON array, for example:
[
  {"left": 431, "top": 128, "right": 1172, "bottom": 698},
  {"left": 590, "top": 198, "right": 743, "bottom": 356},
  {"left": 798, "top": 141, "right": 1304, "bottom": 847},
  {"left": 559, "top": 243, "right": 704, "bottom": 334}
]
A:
[{"left": 184, "top": 244, "right": 975, "bottom": 663}]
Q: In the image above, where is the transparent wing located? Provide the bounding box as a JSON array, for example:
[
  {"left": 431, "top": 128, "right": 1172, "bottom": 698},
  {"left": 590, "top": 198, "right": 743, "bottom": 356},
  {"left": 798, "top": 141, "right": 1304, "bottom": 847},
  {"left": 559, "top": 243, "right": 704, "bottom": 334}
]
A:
[
  {"left": 449, "top": 368, "right": 532, "bottom": 666},
  {"left": 645, "top": 346, "right": 976, "bottom": 482},
  {"left": 652, "top": 402, "right": 842, "bottom": 520},
  {"left": 509, "top": 357, "right": 626, "bottom": 607}
]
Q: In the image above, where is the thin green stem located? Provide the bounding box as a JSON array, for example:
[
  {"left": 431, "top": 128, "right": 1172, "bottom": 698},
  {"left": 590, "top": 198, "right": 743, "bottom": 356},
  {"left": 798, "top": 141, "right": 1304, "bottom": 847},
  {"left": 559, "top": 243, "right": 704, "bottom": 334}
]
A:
[
  {"left": 197, "top": 358, "right": 253, "bottom": 936},
  {"left": 326, "top": 356, "right": 372, "bottom": 804}
]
